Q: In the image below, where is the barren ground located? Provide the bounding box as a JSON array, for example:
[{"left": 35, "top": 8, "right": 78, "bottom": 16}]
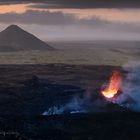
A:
[{"left": 0, "top": 41, "right": 139, "bottom": 66}]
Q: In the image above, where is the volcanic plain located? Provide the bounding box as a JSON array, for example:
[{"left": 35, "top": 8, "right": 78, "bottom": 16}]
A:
[{"left": 0, "top": 40, "right": 140, "bottom": 139}]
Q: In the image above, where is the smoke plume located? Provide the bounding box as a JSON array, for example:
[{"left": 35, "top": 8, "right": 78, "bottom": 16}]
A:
[{"left": 116, "top": 62, "right": 140, "bottom": 111}]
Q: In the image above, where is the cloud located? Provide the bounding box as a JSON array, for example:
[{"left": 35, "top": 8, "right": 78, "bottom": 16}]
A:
[
  {"left": 0, "top": 10, "right": 76, "bottom": 25},
  {"left": 0, "top": 9, "right": 139, "bottom": 41},
  {"left": 0, "top": 10, "right": 139, "bottom": 34},
  {"left": 32, "top": 0, "right": 140, "bottom": 8},
  {"left": 0, "top": 10, "right": 110, "bottom": 26},
  {"left": 0, "top": 0, "right": 140, "bottom": 8},
  {"left": 0, "top": 0, "right": 43, "bottom": 5}
]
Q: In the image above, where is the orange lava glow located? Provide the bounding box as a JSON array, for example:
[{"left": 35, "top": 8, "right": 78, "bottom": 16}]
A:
[{"left": 101, "top": 71, "right": 122, "bottom": 98}]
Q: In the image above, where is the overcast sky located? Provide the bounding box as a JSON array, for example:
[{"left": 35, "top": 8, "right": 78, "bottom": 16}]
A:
[{"left": 0, "top": 0, "right": 139, "bottom": 41}]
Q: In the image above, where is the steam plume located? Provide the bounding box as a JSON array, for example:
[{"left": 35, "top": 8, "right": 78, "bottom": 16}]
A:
[{"left": 116, "top": 62, "right": 140, "bottom": 111}]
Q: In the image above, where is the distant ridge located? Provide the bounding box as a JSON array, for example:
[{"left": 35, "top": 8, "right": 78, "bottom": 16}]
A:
[{"left": 0, "top": 25, "right": 54, "bottom": 51}]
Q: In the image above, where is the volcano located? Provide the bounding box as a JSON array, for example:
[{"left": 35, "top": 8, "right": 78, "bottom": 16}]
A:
[{"left": 0, "top": 25, "right": 54, "bottom": 51}]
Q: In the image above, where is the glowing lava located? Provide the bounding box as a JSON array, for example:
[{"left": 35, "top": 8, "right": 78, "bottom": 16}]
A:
[{"left": 101, "top": 70, "right": 122, "bottom": 98}]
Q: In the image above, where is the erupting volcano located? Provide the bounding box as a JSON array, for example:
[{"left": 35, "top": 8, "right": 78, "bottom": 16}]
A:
[{"left": 101, "top": 70, "right": 122, "bottom": 98}]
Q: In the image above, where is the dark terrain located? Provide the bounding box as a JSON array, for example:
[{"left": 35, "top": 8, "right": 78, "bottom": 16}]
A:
[{"left": 0, "top": 64, "right": 139, "bottom": 140}]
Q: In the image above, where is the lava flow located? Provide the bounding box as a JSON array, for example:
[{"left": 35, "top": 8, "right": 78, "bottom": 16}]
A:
[{"left": 101, "top": 70, "right": 122, "bottom": 98}]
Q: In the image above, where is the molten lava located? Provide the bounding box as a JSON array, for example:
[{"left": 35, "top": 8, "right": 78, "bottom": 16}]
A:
[{"left": 101, "top": 70, "right": 122, "bottom": 98}]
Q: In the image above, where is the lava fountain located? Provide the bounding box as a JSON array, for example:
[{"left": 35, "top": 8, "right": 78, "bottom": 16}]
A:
[{"left": 101, "top": 70, "right": 122, "bottom": 99}]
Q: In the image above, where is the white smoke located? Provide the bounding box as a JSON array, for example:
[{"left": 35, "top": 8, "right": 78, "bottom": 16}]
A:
[
  {"left": 42, "top": 96, "right": 88, "bottom": 116},
  {"left": 42, "top": 106, "right": 65, "bottom": 116},
  {"left": 116, "top": 61, "right": 140, "bottom": 111},
  {"left": 43, "top": 62, "right": 140, "bottom": 116}
]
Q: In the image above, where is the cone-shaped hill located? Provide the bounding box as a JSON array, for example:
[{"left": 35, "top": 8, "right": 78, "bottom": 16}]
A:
[{"left": 0, "top": 25, "right": 54, "bottom": 51}]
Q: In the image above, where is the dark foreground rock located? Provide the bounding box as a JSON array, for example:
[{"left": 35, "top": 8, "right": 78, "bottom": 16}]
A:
[{"left": 0, "top": 64, "right": 138, "bottom": 140}]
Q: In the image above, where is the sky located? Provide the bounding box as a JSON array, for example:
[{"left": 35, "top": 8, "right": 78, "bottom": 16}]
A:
[{"left": 0, "top": 0, "right": 140, "bottom": 41}]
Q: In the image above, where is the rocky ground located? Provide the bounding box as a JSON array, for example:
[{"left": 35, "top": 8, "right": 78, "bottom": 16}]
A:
[{"left": 0, "top": 64, "right": 139, "bottom": 140}]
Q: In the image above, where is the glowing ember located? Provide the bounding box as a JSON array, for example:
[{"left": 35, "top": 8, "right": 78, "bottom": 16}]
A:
[{"left": 101, "top": 70, "right": 122, "bottom": 98}]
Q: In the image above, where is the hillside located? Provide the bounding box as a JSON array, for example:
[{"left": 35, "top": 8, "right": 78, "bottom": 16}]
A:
[{"left": 0, "top": 25, "right": 54, "bottom": 51}]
